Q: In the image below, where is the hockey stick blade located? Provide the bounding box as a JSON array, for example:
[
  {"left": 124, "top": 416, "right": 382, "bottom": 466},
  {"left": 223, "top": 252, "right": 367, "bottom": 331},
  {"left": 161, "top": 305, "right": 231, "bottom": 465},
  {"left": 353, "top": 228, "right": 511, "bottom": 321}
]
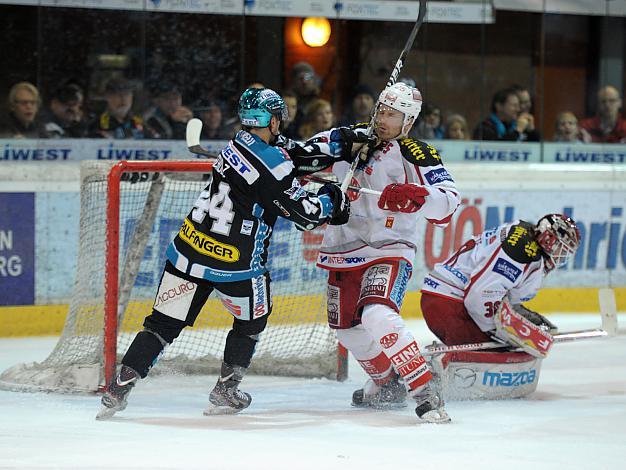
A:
[
  {"left": 186, "top": 118, "right": 218, "bottom": 160},
  {"left": 599, "top": 288, "right": 618, "bottom": 336},
  {"left": 423, "top": 328, "right": 608, "bottom": 356}
]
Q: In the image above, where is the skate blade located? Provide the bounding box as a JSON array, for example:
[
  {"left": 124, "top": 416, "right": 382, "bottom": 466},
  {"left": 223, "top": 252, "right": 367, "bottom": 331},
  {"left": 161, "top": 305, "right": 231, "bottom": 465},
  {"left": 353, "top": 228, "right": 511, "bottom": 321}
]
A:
[
  {"left": 418, "top": 408, "right": 451, "bottom": 424},
  {"left": 203, "top": 404, "right": 245, "bottom": 416},
  {"left": 352, "top": 401, "right": 408, "bottom": 410},
  {"left": 95, "top": 406, "right": 117, "bottom": 421}
]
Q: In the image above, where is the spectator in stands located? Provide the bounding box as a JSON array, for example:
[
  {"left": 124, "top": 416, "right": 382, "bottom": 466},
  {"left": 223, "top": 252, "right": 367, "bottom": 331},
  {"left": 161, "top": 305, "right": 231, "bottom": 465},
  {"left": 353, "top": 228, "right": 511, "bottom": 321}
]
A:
[
  {"left": 473, "top": 87, "right": 537, "bottom": 142},
  {"left": 88, "top": 77, "right": 144, "bottom": 139},
  {"left": 41, "top": 82, "right": 87, "bottom": 138},
  {"left": 580, "top": 85, "right": 626, "bottom": 143},
  {"left": 0, "top": 81, "right": 44, "bottom": 138},
  {"left": 338, "top": 83, "right": 376, "bottom": 127},
  {"left": 194, "top": 99, "right": 231, "bottom": 140},
  {"left": 553, "top": 111, "right": 591, "bottom": 143},
  {"left": 510, "top": 84, "right": 541, "bottom": 141},
  {"left": 444, "top": 114, "right": 470, "bottom": 140},
  {"left": 412, "top": 103, "right": 444, "bottom": 140},
  {"left": 281, "top": 89, "right": 299, "bottom": 139},
  {"left": 297, "top": 98, "right": 334, "bottom": 140},
  {"left": 144, "top": 82, "right": 192, "bottom": 140},
  {"left": 290, "top": 61, "right": 320, "bottom": 131}
]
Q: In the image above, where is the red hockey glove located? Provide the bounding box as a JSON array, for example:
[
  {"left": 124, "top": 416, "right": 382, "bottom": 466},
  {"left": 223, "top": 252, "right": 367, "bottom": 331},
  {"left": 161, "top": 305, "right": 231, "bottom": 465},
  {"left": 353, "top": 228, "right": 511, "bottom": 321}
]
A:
[{"left": 378, "top": 183, "right": 429, "bottom": 213}]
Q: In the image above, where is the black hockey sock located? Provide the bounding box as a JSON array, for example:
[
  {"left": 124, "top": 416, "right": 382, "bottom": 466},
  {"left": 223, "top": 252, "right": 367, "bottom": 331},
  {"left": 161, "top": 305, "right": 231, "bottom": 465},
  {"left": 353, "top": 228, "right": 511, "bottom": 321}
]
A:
[
  {"left": 122, "top": 330, "right": 167, "bottom": 378},
  {"left": 224, "top": 329, "right": 257, "bottom": 369}
]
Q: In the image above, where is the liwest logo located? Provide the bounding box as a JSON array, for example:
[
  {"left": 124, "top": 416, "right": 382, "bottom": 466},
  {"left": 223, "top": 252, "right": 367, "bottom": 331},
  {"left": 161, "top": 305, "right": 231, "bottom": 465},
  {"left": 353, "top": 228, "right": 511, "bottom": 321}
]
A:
[
  {"left": 424, "top": 167, "right": 453, "bottom": 185},
  {"left": 222, "top": 144, "right": 259, "bottom": 184},
  {"left": 482, "top": 369, "right": 537, "bottom": 387},
  {"left": 492, "top": 258, "right": 521, "bottom": 282},
  {"left": 179, "top": 219, "right": 239, "bottom": 262}
]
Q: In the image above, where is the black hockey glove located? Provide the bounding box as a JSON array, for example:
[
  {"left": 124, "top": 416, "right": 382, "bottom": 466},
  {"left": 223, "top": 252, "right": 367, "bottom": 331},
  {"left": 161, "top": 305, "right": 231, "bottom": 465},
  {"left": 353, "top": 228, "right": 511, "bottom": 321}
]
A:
[
  {"left": 318, "top": 183, "right": 350, "bottom": 225},
  {"left": 330, "top": 127, "right": 377, "bottom": 163}
]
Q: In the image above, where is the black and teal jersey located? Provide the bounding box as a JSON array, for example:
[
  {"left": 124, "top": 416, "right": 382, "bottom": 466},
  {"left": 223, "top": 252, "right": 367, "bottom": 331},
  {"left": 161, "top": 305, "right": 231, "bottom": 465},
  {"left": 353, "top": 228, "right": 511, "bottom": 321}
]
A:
[{"left": 166, "top": 130, "right": 339, "bottom": 282}]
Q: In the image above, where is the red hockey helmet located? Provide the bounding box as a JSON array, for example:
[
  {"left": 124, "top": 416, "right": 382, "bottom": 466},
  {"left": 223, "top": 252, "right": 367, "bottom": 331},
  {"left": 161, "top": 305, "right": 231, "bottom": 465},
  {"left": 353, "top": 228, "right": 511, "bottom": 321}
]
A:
[{"left": 536, "top": 214, "right": 580, "bottom": 273}]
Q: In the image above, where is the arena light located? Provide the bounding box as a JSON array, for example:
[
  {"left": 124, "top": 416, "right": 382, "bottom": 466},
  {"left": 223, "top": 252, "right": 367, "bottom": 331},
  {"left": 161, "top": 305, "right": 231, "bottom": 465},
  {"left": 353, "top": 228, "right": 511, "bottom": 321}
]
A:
[{"left": 301, "top": 17, "right": 331, "bottom": 47}]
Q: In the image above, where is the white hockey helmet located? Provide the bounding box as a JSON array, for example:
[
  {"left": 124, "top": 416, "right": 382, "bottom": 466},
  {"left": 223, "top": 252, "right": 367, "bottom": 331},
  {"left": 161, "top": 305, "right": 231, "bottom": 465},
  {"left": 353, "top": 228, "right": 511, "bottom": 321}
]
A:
[
  {"left": 375, "top": 82, "right": 423, "bottom": 138},
  {"left": 536, "top": 214, "right": 580, "bottom": 273}
]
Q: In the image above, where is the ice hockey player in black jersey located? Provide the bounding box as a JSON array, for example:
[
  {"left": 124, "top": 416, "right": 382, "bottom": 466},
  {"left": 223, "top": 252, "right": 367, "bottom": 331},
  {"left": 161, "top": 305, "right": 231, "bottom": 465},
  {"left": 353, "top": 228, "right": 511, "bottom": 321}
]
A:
[{"left": 97, "top": 88, "right": 370, "bottom": 419}]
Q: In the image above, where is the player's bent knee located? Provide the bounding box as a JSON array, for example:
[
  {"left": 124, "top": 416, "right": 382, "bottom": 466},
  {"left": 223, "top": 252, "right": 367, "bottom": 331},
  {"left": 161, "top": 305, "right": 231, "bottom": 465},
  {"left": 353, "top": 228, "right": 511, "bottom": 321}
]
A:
[
  {"left": 233, "top": 315, "right": 268, "bottom": 338},
  {"left": 143, "top": 310, "right": 187, "bottom": 344},
  {"left": 360, "top": 303, "right": 403, "bottom": 335}
]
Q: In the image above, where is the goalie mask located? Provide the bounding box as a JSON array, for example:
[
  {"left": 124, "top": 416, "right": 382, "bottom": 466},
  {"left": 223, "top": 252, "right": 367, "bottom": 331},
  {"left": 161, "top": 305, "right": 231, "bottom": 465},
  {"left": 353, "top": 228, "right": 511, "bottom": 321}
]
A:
[
  {"left": 238, "top": 87, "right": 288, "bottom": 129},
  {"left": 536, "top": 214, "right": 580, "bottom": 273},
  {"left": 374, "top": 82, "right": 422, "bottom": 139}
]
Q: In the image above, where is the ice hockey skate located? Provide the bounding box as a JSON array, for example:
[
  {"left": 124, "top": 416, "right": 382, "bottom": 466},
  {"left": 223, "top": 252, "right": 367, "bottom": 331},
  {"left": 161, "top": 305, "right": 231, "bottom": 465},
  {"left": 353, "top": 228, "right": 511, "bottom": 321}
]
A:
[
  {"left": 411, "top": 382, "right": 451, "bottom": 424},
  {"left": 352, "top": 374, "right": 408, "bottom": 409},
  {"left": 96, "top": 365, "right": 139, "bottom": 420},
  {"left": 204, "top": 362, "right": 252, "bottom": 415}
]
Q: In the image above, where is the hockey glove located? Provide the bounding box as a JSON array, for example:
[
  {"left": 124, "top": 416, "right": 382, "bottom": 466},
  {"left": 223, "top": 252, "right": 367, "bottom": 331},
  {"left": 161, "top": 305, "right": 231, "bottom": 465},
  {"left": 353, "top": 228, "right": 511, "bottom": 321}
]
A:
[
  {"left": 493, "top": 298, "right": 554, "bottom": 358},
  {"left": 330, "top": 127, "right": 377, "bottom": 163},
  {"left": 378, "top": 183, "right": 429, "bottom": 213},
  {"left": 513, "top": 304, "right": 558, "bottom": 334},
  {"left": 318, "top": 183, "right": 350, "bottom": 225}
]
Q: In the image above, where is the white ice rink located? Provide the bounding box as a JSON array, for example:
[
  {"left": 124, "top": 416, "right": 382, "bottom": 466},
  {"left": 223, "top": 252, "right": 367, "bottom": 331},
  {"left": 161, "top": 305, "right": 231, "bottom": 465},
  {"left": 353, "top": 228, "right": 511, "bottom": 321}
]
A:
[{"left": 0, "top": 315, "right": 624, "bottom": 470}]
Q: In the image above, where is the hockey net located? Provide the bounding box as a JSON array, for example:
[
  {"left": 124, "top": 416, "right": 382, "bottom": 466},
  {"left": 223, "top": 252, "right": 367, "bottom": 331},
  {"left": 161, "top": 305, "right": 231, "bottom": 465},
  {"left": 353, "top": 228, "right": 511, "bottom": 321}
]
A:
[{"left": 0, "top": 160, "right": 343, "bottom": 393}]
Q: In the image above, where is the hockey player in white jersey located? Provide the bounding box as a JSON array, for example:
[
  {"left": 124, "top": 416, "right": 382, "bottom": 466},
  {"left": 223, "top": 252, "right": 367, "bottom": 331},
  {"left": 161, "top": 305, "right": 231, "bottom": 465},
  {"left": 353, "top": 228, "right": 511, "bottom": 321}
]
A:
[
  {"left": 316, "top": 82, "right": 460, "bottom": 423},
  {"left": 420, "top": 214, "right": 580, "bottom": 400}
]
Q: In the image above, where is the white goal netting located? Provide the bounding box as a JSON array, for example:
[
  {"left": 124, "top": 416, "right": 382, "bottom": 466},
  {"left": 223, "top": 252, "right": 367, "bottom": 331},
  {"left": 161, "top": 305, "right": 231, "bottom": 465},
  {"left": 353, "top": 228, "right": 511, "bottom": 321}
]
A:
[{"left": 0, "top": 161, "right": 338, "bottom": 393}]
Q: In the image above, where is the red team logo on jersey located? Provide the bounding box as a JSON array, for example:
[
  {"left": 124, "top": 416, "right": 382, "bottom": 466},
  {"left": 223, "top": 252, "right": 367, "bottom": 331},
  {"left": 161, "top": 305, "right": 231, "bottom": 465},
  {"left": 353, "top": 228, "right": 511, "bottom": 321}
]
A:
[
  {"left": 222, "top": 299, "right": 242, "bottom": 317},
  {"left": 380, "top": 333, "right": 398, "bottom": 349},
  {"left": 347, "top": 177, "right": 361, "bottom": 202}
]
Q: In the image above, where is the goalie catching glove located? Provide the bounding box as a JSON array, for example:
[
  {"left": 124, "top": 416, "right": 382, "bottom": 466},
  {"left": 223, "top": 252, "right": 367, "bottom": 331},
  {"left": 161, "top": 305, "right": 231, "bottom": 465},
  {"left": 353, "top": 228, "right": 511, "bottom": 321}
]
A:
[
  {"left": 492, "top": 298, "right": 554, "bottom": 358},
  {"left": 330, "top": 127, "right": 378, "bottom": 163},
  {"left": 378, "top": 183, "right": 429, "bottom": 213},
  {"left": 317, "top": 183, "right": 350, "bottom": 225}
]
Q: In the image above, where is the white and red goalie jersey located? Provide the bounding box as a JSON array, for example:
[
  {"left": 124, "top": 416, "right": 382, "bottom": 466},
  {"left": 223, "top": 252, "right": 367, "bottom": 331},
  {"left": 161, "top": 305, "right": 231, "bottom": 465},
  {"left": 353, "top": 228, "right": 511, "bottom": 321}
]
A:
[
  {"left": 316, "top": 130, "right": 460, "bottom": 271},
  {"left": 421, "top": 220, "right": 546, "bottom": 333}
]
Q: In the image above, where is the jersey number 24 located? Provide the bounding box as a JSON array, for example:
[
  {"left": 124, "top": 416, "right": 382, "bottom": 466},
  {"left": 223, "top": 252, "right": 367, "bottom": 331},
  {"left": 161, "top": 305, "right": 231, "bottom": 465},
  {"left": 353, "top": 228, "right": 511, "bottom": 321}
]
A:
[{"left": 191, "top": 182, "right": 235, "bottom": 236}]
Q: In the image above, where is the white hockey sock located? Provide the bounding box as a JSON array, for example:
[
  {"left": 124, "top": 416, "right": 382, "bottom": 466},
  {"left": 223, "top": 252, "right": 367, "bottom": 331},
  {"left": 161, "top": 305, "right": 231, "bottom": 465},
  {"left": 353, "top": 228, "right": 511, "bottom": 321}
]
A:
[
  {"left": 336, "top": 326, "right": 394, "bottom": 384},
  {"left": 360, "top": 303, "right": 432, "bottom": 391}
]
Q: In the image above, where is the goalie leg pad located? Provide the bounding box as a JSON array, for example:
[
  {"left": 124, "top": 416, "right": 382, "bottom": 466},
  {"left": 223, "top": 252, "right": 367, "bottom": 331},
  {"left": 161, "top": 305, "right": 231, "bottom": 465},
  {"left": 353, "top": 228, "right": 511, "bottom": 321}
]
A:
[{"left": 442, "top": 350, "right": 542, "bottom": 400}]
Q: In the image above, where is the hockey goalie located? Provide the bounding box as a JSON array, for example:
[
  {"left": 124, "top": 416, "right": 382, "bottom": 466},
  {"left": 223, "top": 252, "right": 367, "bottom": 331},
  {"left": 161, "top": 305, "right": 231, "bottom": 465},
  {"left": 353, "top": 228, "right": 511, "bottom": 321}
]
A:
[{"left": 420, "top": 214, "right": 580, "bottom": 400}]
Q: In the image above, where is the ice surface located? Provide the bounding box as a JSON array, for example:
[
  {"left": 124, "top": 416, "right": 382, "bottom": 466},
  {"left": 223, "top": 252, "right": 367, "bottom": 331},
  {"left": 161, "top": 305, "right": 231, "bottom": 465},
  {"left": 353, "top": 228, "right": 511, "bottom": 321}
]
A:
[{"left": 0, "top": 315, "right": 624, "bottom": 470}]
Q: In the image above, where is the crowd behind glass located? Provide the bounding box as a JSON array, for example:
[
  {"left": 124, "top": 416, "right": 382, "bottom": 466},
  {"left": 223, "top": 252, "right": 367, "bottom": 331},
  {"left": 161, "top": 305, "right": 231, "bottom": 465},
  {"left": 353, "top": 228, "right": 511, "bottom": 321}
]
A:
[{"left": 2, "top": 59, "right": 625, "bottom": 145}]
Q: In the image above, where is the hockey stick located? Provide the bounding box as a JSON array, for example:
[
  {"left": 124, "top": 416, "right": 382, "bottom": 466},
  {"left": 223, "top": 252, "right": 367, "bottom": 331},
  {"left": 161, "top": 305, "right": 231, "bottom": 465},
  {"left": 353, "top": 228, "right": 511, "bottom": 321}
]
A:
[
  {"left": 186, "top": 118, "right": 218, "bottom": 159},
  {"left": 422, "top": 328, "right": 608, "bottom": 356},
  {"left": 302, "top": 174, "right": 382, "bottom": 196},
  {"left": 339, "top": 0, "right": 427, "bottom": 193},
  {"left": 599, "top": 288, "right": 619, "bottom": 336}
]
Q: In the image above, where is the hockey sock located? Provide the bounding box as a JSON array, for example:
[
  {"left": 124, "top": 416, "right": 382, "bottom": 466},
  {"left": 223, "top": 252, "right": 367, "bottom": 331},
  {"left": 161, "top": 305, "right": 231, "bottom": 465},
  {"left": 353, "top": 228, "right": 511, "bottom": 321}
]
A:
[
  {"left": 122, "top": 330, "right": 168, "bottom": 378},
  {"left": 361, "top": 303, "right": 432, "bottom": 391},
  {"left": 336, "top": 326, "right": 394, "bottom": 384},
  {"left": 224, "top": 329, "right": 257, "bottom": 369}
]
